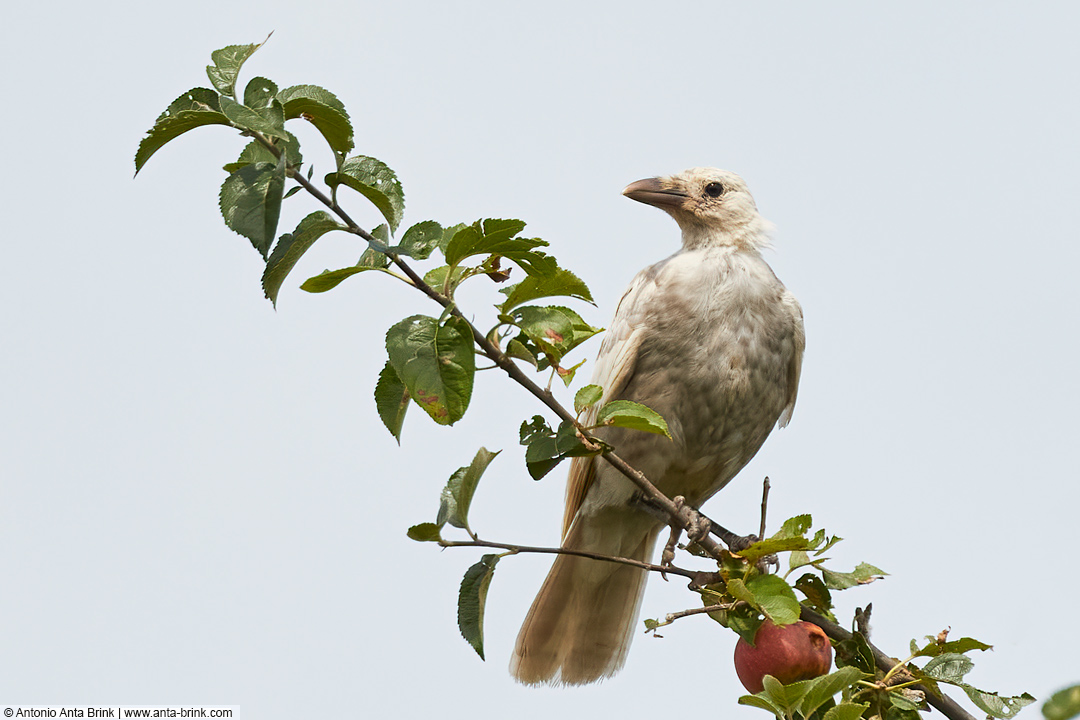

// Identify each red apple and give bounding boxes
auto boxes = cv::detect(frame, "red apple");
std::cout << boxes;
[734,620,833,693]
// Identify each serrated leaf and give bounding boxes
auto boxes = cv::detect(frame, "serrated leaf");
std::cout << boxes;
[522,420,599,480]
[394,220,443,259]
[964,688,1035,719]
[423,264,467,295]
[822,562,887,590]
[243,77,278,109]
[406,522,442,542]
[800,667,867,719]
[458,554,499,660]
[574,384,603,414]
[922,653,973,683]
[206,39,266,97]
[745,574,801,625]
[738,693,785,719]
[375,362,410,442]
[262,211,346,305]
[834,631,875,674]
[737,536,811,563]
[776,514,813,538]
[223,133,302,173]
[300,226,390,294]
[507,305,602,367]
[499,266,595,312]
[822,703,871,720]
[300,266,377,293]
[437,447,500,531]
[762,674,812,712]
[912,636,993,658]
[1043,684,1080,720]
[596,399,670,437]
[444,219,555,278]
[219,157,285,258]
[386,315,475,425]
[505,338,538,367]
[795,574,834,619]
[277,84,354,159]
[134,88,231,174]
[219,95,287,140]
[326,156,404,232]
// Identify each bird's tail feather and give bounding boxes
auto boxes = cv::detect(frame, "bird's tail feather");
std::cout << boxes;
[510,517,659,685]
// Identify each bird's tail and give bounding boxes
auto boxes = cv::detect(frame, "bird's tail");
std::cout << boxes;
[510,514,660,685]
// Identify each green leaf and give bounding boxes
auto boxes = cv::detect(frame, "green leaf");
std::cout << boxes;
[761,674,812,712]
[505,338,538,367]
[374,362,410,442]
[300,225,391,294]
[822,703,871,720]
[262,211,346,305]
[574,384,603,414]
[794,574,834,619]
[595,399,670,437]
[437,448,500,531]
[911,636,993,658]
[738,693,785,720]
[243,77,278,108]
[300,266,374,293]
[800,667,867,719]
[219,157,286,258]
[458,554,500,660]
[921,653,973,683]
[822,562,886,590]
[326,156,405,233]
[738,536,812,563]
[134,88,231,174]
[394,220,443,259]
[499,266,594,312]
[834,631,875,674]
[776,514,813,538]
[507,305,602,367]
[386,315,475,425]
[406,522,442,542]
[206,39,266,97]
[444,219,555,277]
[1043,684,1080,720]
[520,419,600,480]
[745,574,801,625]
[219,95,287,140]
[223,133,302,173]
[277,84,354,160]
[964,688,1035,719]
[438,223,468,253]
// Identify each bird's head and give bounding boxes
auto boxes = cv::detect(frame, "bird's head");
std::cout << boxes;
[622,168,771,251]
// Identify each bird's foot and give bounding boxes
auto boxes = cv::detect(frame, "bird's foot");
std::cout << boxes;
[673,496,712,544]
[660,525,682,581]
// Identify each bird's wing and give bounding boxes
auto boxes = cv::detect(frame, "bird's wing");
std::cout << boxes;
[777,291,806,428]
[561,264,663,537]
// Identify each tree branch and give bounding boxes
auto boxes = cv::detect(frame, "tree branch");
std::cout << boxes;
[800,607,977,720]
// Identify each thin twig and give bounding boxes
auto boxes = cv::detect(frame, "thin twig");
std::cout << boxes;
[439,538,699,580]
[650,602,738,630]
[759,476,770,540]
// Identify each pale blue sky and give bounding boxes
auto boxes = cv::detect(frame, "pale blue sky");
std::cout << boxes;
[2,2,1077,717]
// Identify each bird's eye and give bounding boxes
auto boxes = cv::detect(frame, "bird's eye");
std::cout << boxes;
[704,182,725,198]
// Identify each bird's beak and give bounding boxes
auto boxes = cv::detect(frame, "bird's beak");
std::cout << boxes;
[622,177,688,210]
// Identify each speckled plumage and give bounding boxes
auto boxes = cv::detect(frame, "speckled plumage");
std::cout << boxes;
[511,169,805,686]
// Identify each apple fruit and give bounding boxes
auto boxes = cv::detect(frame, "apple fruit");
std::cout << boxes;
[734,620,833,693]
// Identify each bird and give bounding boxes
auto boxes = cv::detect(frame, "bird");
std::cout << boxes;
[509,168,805,686]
